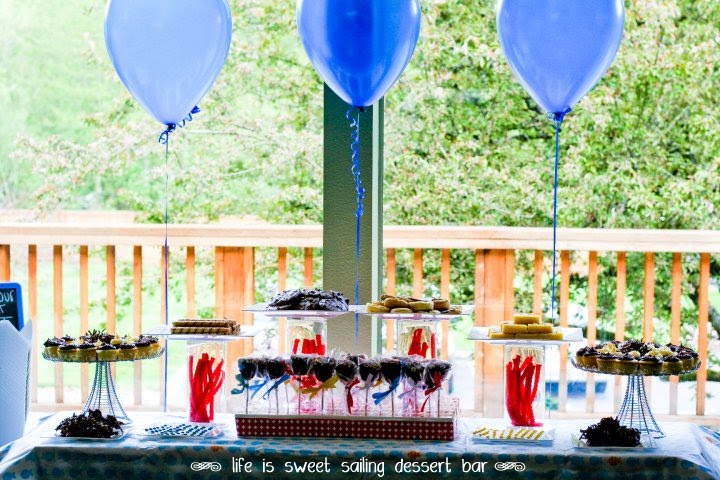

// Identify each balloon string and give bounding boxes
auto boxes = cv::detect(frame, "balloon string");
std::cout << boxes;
[548,108,571,323]
[158,106,201,144]
[162,135,170,412]
[346,107,365,353]
[157,106,200,411]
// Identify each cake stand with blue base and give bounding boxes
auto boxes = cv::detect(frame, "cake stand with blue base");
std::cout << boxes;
[42,349,164,424]
[570,358,700,439]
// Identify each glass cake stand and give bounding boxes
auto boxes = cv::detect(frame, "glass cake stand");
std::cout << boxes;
[42,349,164,424]
[570,358,700,438]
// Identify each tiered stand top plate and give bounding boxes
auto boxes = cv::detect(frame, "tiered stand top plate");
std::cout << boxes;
[143,325,259,342]
[245,304,473,320]
[570,358,700,376]
[467,326,583,345]
[41,347,165,363]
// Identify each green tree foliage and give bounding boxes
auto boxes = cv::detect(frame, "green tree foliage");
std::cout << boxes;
[4,1,720,350]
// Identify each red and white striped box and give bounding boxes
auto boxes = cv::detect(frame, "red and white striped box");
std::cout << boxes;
[235,414,456,440]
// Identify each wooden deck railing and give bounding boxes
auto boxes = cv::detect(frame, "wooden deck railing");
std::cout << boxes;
[0,223,716,418]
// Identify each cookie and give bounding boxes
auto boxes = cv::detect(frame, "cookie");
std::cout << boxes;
[366,303,390,313]
[390,308,413,313]
[408,301,433,312]
[432,298,450,311]
[383,297,410,309]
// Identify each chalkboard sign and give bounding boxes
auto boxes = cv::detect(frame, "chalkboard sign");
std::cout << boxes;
[0,283,23,331]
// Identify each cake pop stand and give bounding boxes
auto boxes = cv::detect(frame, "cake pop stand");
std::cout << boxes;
[570,358,700,438]
[42,348,164,424]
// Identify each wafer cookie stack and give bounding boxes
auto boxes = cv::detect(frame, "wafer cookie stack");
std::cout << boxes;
[171,319,238,335]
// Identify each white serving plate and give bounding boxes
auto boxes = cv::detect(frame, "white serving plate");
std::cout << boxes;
[45,429,126,441]
[472,426,555,444]
[467,327,584,344]
[143,324,260,341]
[358,304,473,320]
[244,303,360,318]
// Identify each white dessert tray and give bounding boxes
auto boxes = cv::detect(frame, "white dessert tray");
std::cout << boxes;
[143,324,261,341]
[244,303,361,318]
[468,327,583,345]
[357,304,473,320]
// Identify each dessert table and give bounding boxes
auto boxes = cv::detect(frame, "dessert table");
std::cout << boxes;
[1,414,719,479]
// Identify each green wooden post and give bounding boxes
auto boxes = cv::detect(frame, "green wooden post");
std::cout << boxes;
[323,85,384,355]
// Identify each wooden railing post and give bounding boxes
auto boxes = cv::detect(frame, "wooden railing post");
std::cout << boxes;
[216,247,255,363]
[133,246,143,405]
[440,249,451,360]
[669,252,682,415]
[80,246,89,400]
[558,251,570,412]
[697,253,710,416]
[53,246,63,404]
[385,249,396,353]
[28,245,37,403]
[475,249,514,417]
[278,247,287,354]
[413,249,423,298]
[614,252,627,411]
[586,251,598,413]
[0,245,10,280]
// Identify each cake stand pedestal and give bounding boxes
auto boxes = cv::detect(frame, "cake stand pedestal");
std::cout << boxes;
[570,358,700,438]
[42,349,165,424]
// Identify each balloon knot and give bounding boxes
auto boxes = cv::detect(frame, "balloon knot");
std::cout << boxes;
[548,107,572,124]
[158,124,176,144]
[358,106,365,113]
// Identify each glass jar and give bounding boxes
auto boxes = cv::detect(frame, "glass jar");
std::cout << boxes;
[396,319,438,359]
[187,341,226,423]
[286,318,327,355]
[503,344,545,427]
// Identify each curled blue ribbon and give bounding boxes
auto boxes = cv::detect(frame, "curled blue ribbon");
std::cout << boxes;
[547,107,571,322]
[158,106,202,144]
[346,107,365,352]
[262,374,291,400]
[231,375,266,396]
[372,376,401,405]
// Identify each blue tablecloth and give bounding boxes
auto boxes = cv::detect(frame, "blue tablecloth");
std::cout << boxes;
[1,413,718,479]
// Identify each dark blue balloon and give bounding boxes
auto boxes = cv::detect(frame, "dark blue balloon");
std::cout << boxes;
[497,0,624,115]
[105,0,232,126]
[297,0,421,108]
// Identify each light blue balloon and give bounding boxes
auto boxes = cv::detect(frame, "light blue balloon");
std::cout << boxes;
[105,0,232,126]
[497,0,624,116]
[297,0,421,108]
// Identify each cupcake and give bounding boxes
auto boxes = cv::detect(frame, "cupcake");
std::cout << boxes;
[689,351,700,369]
[43,338,63,359]
[135,338,152,359]
[77,343,97,362]
[584,348,600,369]
[61,335,75,344]
[616,353,638,375]
[118,343,137,361]
[596,354,619,374]
[146,336,161,355]
[638,354,662,375]
[575,347,588,367]
[96,343,118,362]
[110,338,123,347]
[662,355,682,375]
[676,352,693,372]
[58,343,79,361]
[620,340,644,354]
